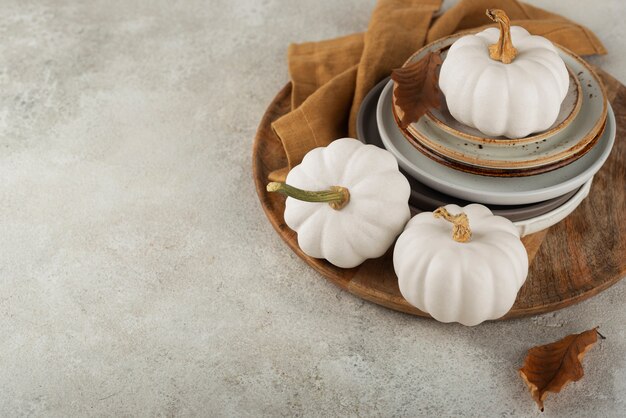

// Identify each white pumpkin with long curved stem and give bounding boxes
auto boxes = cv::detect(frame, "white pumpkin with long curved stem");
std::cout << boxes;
[393,204,528,326]
[439,9,569,138]
[267,138,411,269]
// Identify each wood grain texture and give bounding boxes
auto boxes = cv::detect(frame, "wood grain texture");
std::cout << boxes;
[252,69,625,319]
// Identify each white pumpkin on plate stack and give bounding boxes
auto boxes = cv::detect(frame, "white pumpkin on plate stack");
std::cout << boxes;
[439,9,569,138]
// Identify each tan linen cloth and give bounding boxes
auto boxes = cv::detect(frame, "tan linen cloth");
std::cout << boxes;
[269,0,606,181]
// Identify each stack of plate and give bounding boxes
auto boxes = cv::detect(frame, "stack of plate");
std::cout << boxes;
[356,34,616,236]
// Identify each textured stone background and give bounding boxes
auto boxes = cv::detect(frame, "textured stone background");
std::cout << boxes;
[0,0,624,416]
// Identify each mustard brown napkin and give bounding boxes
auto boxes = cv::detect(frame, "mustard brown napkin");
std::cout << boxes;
[269,0,606,181]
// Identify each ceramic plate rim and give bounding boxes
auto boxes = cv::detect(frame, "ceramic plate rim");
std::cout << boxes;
[397,115,606,175]
[512,177,593,237]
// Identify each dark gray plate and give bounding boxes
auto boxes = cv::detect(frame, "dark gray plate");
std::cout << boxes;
[356,77,580,222]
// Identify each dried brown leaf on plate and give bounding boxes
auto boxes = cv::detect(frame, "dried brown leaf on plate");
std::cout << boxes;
[519,327,602,411]
[391,51,442,129]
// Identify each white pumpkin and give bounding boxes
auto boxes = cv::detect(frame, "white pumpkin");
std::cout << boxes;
[268,138,411,268]
[439,9,569,138]
[393,204,528,326]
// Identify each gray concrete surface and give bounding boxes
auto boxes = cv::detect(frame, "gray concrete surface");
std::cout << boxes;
[0,0,624,416]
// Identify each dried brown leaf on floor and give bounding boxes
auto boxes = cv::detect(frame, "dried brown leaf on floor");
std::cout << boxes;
[519,327,602,411]
[391,51,442,129]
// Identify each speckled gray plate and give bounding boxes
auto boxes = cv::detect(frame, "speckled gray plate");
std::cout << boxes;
[378,77,615,205]
[356,78,580,221]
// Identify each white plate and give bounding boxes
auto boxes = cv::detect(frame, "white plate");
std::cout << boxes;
[417,177,593,237]
[410,177,593,237]
[377,80,616,205]
[513,177,593,237]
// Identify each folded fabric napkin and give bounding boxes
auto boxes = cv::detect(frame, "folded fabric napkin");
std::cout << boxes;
[269,0,606,181]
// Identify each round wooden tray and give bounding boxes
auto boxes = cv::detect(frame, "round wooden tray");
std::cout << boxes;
[252,69,626,319]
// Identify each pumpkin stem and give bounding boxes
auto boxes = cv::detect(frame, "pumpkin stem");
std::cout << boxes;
[266,182,350,210]
[486,9,517,64]
[433,207,472,243]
